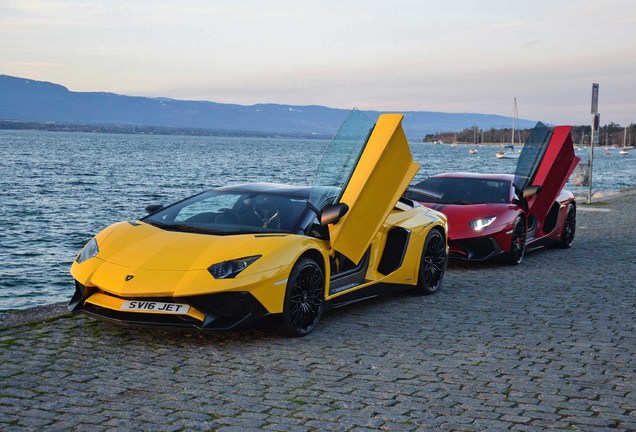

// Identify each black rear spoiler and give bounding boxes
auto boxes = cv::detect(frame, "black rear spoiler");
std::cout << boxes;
[404,186,444,201]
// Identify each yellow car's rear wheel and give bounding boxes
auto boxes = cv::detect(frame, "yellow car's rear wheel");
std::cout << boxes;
[414,229,447,295]
[282,257,324,337]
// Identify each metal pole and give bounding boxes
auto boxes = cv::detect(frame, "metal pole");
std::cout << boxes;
[588,120,593,203]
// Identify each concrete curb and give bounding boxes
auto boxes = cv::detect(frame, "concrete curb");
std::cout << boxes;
[0,302,70,329]
[576,187,636,204]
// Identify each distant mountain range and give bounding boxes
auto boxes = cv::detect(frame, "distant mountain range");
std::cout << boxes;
[0,74,536,139]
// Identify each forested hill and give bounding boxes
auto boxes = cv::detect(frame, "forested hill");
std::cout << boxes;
[425,123,636,145]
[0,74,536,139]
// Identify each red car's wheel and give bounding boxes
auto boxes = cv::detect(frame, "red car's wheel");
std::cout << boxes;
[414,229,447,295]
[558,204,576,248]
[505,216,526,265]
[281,258,324,337]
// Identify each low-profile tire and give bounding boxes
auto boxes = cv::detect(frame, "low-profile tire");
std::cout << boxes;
[558,204,576,249]
[414,229,447,295]
[505,216,526,265]
[281,257,324,337]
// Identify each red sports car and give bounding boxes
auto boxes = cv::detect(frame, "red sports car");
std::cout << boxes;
[406,123,579,265]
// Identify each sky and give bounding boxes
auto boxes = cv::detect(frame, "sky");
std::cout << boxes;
[1,0,635,125]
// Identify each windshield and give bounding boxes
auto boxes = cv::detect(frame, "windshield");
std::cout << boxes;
[513,122,553,192]
[409,177,511,204]
[309,109,374,209]
[143,190,311,235]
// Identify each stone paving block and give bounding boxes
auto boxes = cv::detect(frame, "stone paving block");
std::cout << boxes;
[261,417,309,431]
[380,421,420,431]
[15,415,54,428]
[470,418,516,430]
[500,414,532,423]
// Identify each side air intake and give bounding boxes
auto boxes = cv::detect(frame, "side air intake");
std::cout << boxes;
[378,227,410,275]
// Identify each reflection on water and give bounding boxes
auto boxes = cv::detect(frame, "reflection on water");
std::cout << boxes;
[0,130,633,311]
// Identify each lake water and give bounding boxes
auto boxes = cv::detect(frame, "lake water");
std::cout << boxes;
[1,130,634,312]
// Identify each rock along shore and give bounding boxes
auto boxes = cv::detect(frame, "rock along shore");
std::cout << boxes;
[1,192,635,431]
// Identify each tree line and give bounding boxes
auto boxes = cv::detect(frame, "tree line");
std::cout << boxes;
[424,123,636,146]
[0,120,331,140]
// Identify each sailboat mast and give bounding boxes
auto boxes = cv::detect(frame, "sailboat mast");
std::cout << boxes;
[623,126,627,148]
[511,97,517,146]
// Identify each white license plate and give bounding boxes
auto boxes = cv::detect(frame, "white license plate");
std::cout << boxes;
[120,300,190,314]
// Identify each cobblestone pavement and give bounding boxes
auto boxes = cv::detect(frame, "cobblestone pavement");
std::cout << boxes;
[1,194,635,431]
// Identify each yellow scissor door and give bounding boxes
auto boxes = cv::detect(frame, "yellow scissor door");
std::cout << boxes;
[311,110,419,264]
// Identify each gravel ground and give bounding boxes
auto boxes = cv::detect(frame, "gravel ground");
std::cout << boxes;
[1,193,635,431]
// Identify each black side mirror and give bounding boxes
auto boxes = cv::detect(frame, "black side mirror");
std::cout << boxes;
[523,185,542,199]
[320,203,349,226]
[145,204,164,214]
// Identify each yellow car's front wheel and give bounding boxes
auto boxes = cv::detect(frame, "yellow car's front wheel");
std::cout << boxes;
[282,257,325,337]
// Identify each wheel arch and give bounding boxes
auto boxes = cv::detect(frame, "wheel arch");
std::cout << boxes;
[297,248,327,282]
[429,223,447,240]
[282,250,327,337]
[505,212,527,265]
[413,223,447,275]
[503,211,527,254]
[517,211,527,226]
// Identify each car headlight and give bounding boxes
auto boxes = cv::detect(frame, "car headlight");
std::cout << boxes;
[208,256,261,279]
[76,238,99,263]
[469,216,496,231]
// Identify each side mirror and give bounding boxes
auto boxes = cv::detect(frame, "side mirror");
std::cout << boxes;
[145,204,164,214]
[320,203,349,226]
[523,185,542,199]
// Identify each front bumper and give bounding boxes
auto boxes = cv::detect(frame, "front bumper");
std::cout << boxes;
[69,281,270,331]
[448,236,505,261]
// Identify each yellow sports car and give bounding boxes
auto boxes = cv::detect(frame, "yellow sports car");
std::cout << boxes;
[69,110,448,336]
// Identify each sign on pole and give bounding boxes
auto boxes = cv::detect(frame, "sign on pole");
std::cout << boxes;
[591,83,599,114]
[593,113,600,144]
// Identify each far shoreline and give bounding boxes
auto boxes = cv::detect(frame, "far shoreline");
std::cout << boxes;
[0,121,332,140]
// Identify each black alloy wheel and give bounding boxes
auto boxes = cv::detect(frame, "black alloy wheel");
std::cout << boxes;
[506,216,526,265]
[558,204,576,248]
[414,229,447,295]
[282,258,324,337]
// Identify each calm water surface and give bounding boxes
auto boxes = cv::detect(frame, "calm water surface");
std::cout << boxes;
[1,130,634,311]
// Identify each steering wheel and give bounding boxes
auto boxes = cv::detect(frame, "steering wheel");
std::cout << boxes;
[238,197,282,229]
[253,206,281,229]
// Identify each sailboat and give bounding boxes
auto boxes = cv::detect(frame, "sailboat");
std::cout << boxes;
[496,97,521,159]
[469,126,479,154]
[619,126,629,155]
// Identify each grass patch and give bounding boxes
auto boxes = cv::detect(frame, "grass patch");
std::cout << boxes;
[581,200,609,207]
[0,338,19,348]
